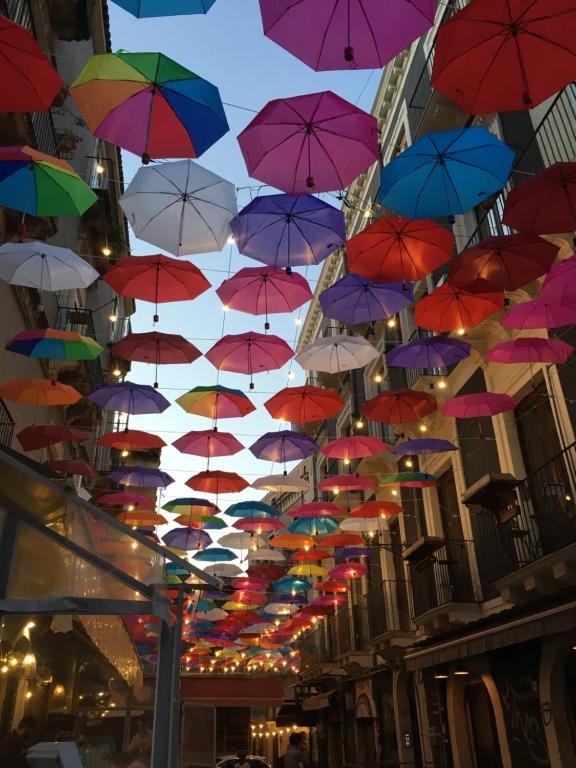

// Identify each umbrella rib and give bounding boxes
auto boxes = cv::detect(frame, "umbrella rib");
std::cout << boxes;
[314,0,342,70]
[311,131,346,189]
[290,216,322,264]
[0,48,47,102]
[184,198,223,249]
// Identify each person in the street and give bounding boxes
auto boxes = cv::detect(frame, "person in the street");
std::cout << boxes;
[0,715,38,768]
[283,732,310,768]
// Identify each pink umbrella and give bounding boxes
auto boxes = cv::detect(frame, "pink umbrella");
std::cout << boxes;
[540,254,576,306]
[501,298,576,329]
[485,338,574,365]
[216,266,312,329]
[233,518,285,533]
[238,91,378,194]
[328,563,368,580]
[286,502,343,518]
[321,435,390,460]
[442,392,516,419]
[205,331,293,388]
[172,429,243,458]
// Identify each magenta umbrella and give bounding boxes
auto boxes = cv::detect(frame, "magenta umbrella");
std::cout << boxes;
[501,298,576,330]
[216,266,312,329]
[442,393,516,419]
[238,91,378,194]
[205,331,293,388]
[485,338,574,365]
[172,429,244,458]
[540,254,576,307]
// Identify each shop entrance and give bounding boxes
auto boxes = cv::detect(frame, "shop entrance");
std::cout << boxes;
[464,681,503,768]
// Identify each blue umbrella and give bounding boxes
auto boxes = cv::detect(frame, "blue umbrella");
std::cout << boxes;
[288,517,339,536]
[387,336,471,368]
[319,274,413,325]
[88,382,170,415]
[334,547,369,559]
[111,0,217,17]
[273,576,312,593]
[250,430,319,463]
[380,127,514,219]
[225,501,280,518]
[193,547,237,562]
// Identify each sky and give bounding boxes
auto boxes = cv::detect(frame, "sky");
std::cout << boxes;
[108,0,379,538]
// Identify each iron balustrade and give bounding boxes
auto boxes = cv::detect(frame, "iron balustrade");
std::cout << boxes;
[409,540,478,618]
[0,399,15,449]
[56,306,106,387]
[359,580,413,642]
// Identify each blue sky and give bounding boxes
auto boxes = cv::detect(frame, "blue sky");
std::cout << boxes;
[108,0,379,525]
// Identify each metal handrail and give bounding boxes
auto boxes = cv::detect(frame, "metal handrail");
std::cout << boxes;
[0,399,15,450]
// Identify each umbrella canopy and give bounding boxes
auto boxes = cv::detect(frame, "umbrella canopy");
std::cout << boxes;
[288,517,339,536]
[248,564,286,581]
[96,429,166,450]
[314,580,349,593]
[111,1,217,16]
[501,298,576,329]
[329,563,368,580]
[273,576,311,593]
[225,501,280,518]
[270,534,316,550]
[95,491,155,509]
[71,51,228,161]
[45,459,98,478]
[246,548,286,563]
[380,127,514,219]
[340,517,384,533]
[292,548,332,560]
[186,470,249,494]
[250,430,318,463]
[0,146,97,216]
[316,475,375,492]
[287,564,327,579]
[162,528,212,551]
[172,429,243,457]
[176,385,255,419]
[231,193,345,269]
[0,378,81,406]
[162,498,220,516]
[216,267,312,328]
[485,337,574,365]
[502,162,576,235]
[295,335,379,373]
[108,466,174,488]
[118,511,167,527]
[319,532,365,547]
[363,389,437,424]
[219,534,267,551]
[319,274,413,325]
[206,332,293,384]
[432,0,576,114]
[347,215,454,284]
[252,474,310,492]
[0,16,63,112]
[0,242,99,291]
[541,254,576,306]
[442,393,517,419]
[6,329,101,361]
[238,91,378,194]
[260,0,436,71]
[181,516,227,530]
[321,436,390,460]
[231,576,269,590]
[233,518,284,534]
[112,331,201,365]
[391,438,457,456]
[120,159,237,256]
[88,382,170,414]
[264,385,344,423]
[350,501,402,518]
[449,234,558,293]
[194,548,237,562]
[415,284,504,333]
[287,502,342,518]
[387,335,471,369]
[380,471,439,488]
[17,425,88,452]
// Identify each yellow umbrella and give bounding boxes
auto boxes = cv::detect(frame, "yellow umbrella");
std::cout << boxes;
[287,564,327,578]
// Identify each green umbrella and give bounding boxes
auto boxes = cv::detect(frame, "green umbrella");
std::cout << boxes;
[380,471,439,488]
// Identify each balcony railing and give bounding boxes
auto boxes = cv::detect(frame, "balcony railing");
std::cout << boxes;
[56,306,106,387]
[0,399,15,450]
[358,580,412,641]
[409,540,478,618]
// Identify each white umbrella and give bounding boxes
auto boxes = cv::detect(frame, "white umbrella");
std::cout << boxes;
[202,563,243,578]
[246,547,286,562]
[195,608,229,621]
[295,334,379,373]
[0,241,99,290]
[219,532,268,550]
[239,622,276,634]
[252,474,309,492]
[340,518,383,533]
[264,602,298,616]
[120,160,237,256]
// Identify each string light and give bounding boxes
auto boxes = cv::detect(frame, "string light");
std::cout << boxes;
[109,313,118,323]
[387,317,397,328]
[295,317,302,325]
[121,449,129,458]
[438,380,447,390]
[102,246,112,257]
[227,235,235,245]
[374,373,382,383]
[457,328,466,336]
[96,163,105,174]
[112,367,122,377]
[355,419,364,429]
[419,424,428,433]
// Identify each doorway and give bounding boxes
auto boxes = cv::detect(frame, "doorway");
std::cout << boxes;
[464,681,503,768]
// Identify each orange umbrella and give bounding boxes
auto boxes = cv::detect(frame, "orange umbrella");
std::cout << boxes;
[291,548,331,561]
[269,533,315,549]
[0,378,81,405]
[117,511,168,527]
[415,283,503,333]
[97,429,166,449]
[186,470,249,494]
[363,389,437,424]
[319,532,365,547]
[314,580,349,593]
[350,501,402,518]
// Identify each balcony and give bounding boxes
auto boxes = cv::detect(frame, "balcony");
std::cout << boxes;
[0,399,15,449]
[55,306,106,390]
[357,580,415,657]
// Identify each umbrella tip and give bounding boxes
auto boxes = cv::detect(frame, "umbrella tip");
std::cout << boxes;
[153,314,159,324]
[344,46,354,62]
[154,382,159,389]
[265,321,270,331]
[142,153,151,165]
[285,266,292,275]
[306,176,314,189]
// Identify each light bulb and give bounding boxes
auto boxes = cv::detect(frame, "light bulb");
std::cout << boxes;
[227,235,235,245]
[419,424,428,433]
[222,304,229,312]
[127,504,135,512]
[355,419,364,429]
[0,666,7,674]
[387,317,397,328]
[457,328,466,336]
[23,654,35,666]
[25,622,36,630]
[333,488,339,496]
[363,208,372,218]
[109,313,118,323]
[343,458,350,465]
[112,367,122,377]
[287,371,295,380]
[405,459,413,468]
[392,489,398,496]
[121,449,129,458]
[295,317,302,326]
[25,691,32,700]
[438,380,447,390]
[96,163,105,174]
[102,246,112,257]
[374,374,382,383]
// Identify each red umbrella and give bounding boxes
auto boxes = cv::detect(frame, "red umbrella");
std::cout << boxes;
[319,532,365,547]
[172,429,243,458]
[264,385,344,422]
[216,266,312,329]
[314,580,349,593]
[103,253,211,322]
[230,576,269,590]
[329,563,368,580]
[316,475,375,492]
[442,393,516,419]
[291,548,332,561]
[230,590,268,607]
[206,332,293,388]
[248,564,286,581]
[17,425,88,452]
[286,502,343,518]
[321,435,390,460]
[95,491,155,509]
[350,501,402,518]
[45,459,99,477]
[415,284,504,333]
[449,234,558,293]
[432,0,576,114]
[97,429,165,450]
[233,518,284,533]
[502,162,576,236]
[363,389,437,424]
[346,215,454,283]
[112,331,201,388]
[186,470,249,494]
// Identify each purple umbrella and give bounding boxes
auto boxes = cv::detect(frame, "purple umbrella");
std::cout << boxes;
[249,430,319,463]
[387,336,471,368]
[334,547,368,559]
[108,466,174,488]
[502,298,576,329]
[88,382,170,414]
[267,594,307,605]
[162,527,212,551]
[231,193,345,271]
[260,0,436,71]
[319,273,413,327]
[391,438,458,455]
[238,91,379,195]
[485,337,574,365]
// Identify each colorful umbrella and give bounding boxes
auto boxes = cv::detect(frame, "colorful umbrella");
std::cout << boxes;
[0,241,99,291]
[449,234,558,293]
[111,1,217,16]
[292,548,332,560]
[172,429,243,457]
[252,474,310,492]
[316,475,375,492]
[502,162,576,235]
[288,502,342,518]
[17,425,88,452]
[273,576,311,593]
[233,518,284,534]
[186,470,249,494]
[319,532,365,547]
[0,378,81,406]
[501,298,576,329]
[246,547,286,562]
[250,431,318,463]
[321,436,390,461]
[319,274,413,326]
[96,429,166,450]
[181,516,227,530]
[380,471,439,488]
[162,528,212,551]
[231,576,269,590]
[0,146,97,216]
[45,459,99,478]
[225,501,280,518]
[88,382,170,414]
[391,438,457,456]
[340,517,384,533]
[350,501,402,518]
[288,517,339,536]
[6,329,102,360]
[329,563,368,580]
[71,52,227,162]
[432,0,576,114]
[95,491,155,509]
[118,511,167,527]
[193,547,237,562]
[363,389,437,424]
[176,384,255,419]
[248,564,286,581]
[120,160,237,256]
[264,385,344,423]
[311,594,347,607]
[346,215,454,284]
[108,466,174,488]
[380,127,514,219]
[387,335,471,369]
[541,254,576,305]
[216,266,312,328]
[206,332,293,387]
[162,498,220,516]
[270,534,316,550]
[415,284,504,333]
[238,91,378,194]
[442,392,516,419]
[314,580,349,594]
[260,0,436,71]
[295,335,379,373]
[112,332,201,387]
[231,193,345,270]
[485,337,574,365]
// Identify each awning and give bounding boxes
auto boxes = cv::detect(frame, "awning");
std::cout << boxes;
[276,702,318,727]
[181,677,285,706]
[301,690,337,711]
